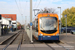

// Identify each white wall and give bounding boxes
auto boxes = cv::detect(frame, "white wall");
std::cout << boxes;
[1,17,17,28]
[1,17,10,28]
[2,17,9,25]
[12,20,17,28]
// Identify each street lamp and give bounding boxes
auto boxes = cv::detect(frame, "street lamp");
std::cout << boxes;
[57,7,61,34]
[64,14,67,37]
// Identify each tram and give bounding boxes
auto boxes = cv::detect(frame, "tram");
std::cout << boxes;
[32,13,59,40]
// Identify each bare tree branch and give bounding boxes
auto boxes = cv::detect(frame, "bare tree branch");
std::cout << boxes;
[39,8,57,14]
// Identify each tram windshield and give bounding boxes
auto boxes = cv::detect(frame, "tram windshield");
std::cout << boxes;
[40,17,58,30]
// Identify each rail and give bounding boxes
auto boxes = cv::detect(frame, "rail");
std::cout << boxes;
[3,32,20,50]
[17,31,23,50]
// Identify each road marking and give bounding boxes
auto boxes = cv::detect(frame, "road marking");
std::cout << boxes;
[59,40,65,44]
[48,43,74,49]
[66,42,75,43]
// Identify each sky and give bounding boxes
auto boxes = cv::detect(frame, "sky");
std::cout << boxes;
[0,0,75,25]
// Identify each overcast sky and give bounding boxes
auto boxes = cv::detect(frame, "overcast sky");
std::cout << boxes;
[0,0,75,24]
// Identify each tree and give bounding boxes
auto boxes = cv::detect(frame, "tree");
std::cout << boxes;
[61,7,75,27]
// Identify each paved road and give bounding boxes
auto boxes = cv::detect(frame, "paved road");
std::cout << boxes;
[0,44,74,50]
[59,33,75,43]
[22,31,30,44]
[0,31,75,50]
[60,33,75,49]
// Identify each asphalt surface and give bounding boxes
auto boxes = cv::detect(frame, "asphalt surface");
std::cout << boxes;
[0,44,74,50]
[22,31,30,44]
[59,33,75,49]
[12,33,22,44]
[0,30,75,50]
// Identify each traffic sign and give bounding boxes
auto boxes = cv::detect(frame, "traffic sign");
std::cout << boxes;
[64,14,67,17]
[30,22,33,26]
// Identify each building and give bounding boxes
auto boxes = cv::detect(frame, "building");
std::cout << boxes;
[1,17,10,28]
[1,14,17,29]
[0,14,17,36]
[17,21,21,26]
[1,14,16,20]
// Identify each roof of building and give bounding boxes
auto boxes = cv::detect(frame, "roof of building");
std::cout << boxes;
[0,14,17,20]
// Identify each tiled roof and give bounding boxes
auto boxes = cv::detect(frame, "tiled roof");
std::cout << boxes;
[1,14,16,20]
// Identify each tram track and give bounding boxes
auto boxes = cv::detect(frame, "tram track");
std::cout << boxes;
[1,30,74,50]
[37,40,71,50]
[0,33,18,45]
[17,31,23,50]
[12,32,22,44]
[2,32,20,50]
[46,41,70,50]
[2,30,23,50]
[45,43,55,50]
[52,41,71,50]
[45,43,70,50]
[55,43,70,50]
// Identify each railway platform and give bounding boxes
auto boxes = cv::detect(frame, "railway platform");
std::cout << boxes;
[0,30,21,44]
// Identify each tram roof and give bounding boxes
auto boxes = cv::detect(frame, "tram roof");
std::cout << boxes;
[37,13,58,18]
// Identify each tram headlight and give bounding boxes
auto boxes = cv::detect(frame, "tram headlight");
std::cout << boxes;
[40,34,43,36]
[56,33,59,36]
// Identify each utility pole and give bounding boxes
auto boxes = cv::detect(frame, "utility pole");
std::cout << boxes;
[57,7,61,34]
[25,16,27,31]
[30,0,33,43]
[66,17,67,37]
[65,14,67,37]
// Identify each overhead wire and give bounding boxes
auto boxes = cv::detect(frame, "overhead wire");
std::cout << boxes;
[19,0,24,24]
[33,0,41,20]
[36,0,41,8]
[34,0,38,8]
[15,0,22,15]
[33,0,38,20]
[15,0,24,24]
[19,0,22,14]
[15,0,41,23]
[24,1,28,25]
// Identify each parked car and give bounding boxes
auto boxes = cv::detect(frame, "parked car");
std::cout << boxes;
[61,27,66,33]
[61,27,75,33]
[70,30,75,34]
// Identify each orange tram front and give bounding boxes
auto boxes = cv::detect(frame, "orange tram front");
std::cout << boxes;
[32,13,59,40]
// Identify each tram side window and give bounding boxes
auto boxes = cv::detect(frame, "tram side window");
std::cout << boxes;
[35,20,38,32]
[35,21,36,27]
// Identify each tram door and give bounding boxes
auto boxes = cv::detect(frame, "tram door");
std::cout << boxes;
[35,19,38,38]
